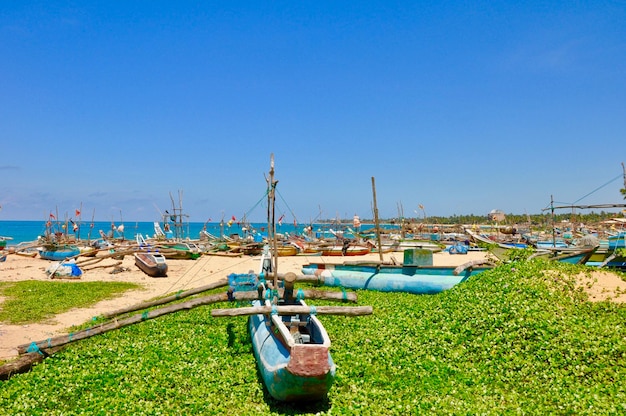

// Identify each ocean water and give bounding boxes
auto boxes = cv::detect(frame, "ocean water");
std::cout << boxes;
[0,220,385,246]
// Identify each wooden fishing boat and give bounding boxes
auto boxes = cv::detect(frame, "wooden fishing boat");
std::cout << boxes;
[213,262,373,402]
[158,242,202,259]
[529,246,598,264]
[241,242,264,255]
[134,252,168,277]
[210,155,372,402]
[320,243,370,256]
[301,260,491,294]
[38,244,80,261]
[276,244,298,256]
[248,295,336,401]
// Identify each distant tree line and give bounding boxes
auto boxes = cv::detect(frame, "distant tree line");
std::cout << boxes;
[320,211,624,228]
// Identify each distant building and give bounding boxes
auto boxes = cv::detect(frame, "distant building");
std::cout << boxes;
[488,209,506,222]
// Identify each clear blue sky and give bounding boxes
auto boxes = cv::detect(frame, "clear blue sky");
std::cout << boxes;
[1,1,625,223]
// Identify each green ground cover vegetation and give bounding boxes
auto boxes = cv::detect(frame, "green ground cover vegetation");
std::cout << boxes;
[0,261,625,415]
[0,280,140,324]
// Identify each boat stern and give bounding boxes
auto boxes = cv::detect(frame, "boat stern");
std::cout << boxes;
[287,344,332,377]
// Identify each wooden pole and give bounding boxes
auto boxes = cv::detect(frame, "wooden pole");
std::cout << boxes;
[269,154,278,285]
[16,288,356,355]
[371,177,384,262]
[551,195,556,247]
[212,305,372,318]
[101,278,229,319]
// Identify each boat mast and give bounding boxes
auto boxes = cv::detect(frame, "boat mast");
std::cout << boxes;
[266,154,279,286]
[371,177,384,263]
[550,195,556,247]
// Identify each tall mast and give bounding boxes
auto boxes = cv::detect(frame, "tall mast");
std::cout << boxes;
[371,177,383,263]
[267,154,279,286]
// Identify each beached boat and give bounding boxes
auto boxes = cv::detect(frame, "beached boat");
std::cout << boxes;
[528,246,599,264]
[158,242,202,259]
[134,252,168,277]
[38,244,81,261]
[586,232,626,269]
[248,294,336,401]
[276,244,299,256]
[301,255,491,294]
[212,267,367,402]
[320,243,370,256]
[210,155,371,402]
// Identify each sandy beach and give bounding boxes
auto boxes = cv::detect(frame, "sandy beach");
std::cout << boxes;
[1,249,624,361]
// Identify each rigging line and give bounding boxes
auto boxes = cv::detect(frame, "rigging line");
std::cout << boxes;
[241,189,270,220]
[572,173,623,204]
[542,174,624,210]
[276,188,298,223]
[163,254,212,294]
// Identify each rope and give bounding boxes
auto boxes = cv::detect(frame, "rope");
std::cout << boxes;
[241,189,270,221]
[27,342,42,355]
[276,188,299,225]
[573,174,623,204]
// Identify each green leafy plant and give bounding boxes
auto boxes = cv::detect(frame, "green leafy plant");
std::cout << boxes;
[1,262,625,415]
[0,280,140,324]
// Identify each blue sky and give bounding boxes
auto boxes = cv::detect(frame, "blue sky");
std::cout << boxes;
[1,1,625,223]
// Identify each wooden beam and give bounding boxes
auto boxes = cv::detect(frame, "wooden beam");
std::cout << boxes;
[212,305,372,318]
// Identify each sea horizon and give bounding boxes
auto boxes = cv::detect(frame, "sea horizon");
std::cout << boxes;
[0,220,401,245]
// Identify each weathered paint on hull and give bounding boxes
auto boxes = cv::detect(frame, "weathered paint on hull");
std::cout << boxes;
[248,300,336,401]
[301,264,490,294]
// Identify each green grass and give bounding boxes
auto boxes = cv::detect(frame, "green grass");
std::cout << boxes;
[0,280,141,324]
[1,261,625,415]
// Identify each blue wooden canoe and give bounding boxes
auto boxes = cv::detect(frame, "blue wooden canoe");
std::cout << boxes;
[38,245,80,261]
[248,297,336,402]
[301,262,491,294]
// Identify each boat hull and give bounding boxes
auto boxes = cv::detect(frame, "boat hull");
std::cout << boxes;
[159,243,202,259]
[38,246,80,261]
[248,299,336,401]
[302,263,490,294]
[320,245,370,256]
[134,252,168,277]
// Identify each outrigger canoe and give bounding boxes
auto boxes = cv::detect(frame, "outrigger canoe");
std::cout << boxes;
[301,261,491,294]
[248,295,336,401]
[38,244,80,261]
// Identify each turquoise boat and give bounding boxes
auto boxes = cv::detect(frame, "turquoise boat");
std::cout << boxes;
[300,248,490,295]
[248,297,336,401]
[608,232,626,250]
[301,262,490,294]
[38,244,80,261]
